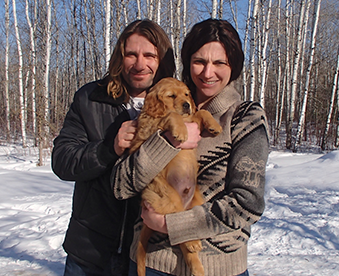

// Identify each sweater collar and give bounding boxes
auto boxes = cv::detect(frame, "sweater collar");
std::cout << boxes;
[197,83,241,115]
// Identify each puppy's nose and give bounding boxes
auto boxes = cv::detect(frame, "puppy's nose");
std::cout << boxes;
[183,102,190,110]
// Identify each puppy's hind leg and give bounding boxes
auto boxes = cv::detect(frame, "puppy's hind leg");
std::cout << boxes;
[180,242,204,276]
[137,224,153,276]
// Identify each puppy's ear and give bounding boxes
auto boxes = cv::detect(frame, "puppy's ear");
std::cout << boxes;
[144,89,167,117]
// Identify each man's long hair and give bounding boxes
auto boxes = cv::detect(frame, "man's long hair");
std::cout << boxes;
[106,19,175,99]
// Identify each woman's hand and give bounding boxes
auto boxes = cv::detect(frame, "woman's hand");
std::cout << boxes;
[114,120,137,156]
[141,201,168,234]
[162,122,201,149]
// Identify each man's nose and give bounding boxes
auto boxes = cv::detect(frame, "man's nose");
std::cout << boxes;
[134,55,146,70]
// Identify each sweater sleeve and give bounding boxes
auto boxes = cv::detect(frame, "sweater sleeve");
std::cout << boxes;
[52,87,119,182]
[166,104,269,245]
[112,130,180,199]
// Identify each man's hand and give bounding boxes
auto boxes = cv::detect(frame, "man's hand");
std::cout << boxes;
[114,120,137,156]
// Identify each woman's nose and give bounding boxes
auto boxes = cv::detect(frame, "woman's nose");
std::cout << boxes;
[202,63,213,78]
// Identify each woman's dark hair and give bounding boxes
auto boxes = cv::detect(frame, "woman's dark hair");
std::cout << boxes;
[107,19,175,99]
[181,18,244,93]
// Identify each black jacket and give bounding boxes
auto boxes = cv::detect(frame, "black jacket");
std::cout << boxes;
[52,79,139,272]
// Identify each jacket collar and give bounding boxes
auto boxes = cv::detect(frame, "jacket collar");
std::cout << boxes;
[88,79,128,106]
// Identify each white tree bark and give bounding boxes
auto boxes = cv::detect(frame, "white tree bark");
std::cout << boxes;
[13,0,27,147]
[323,50,339,148]
[25,0,37,138]
[286,0,307,148]
[249,0,260,101]
[137,0,141,19]
[170,0,174,46]
[258,0,272,108]
[242,0,252,101]
[294,0,322,151]
[104,0,111,70]
[212,0,217,18]
[174,0,182,77]
[156,0,161,24]
[5,0,10,140]
[274,0,283,145]
[284,0,292,148]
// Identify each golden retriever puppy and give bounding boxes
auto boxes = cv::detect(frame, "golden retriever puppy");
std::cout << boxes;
[129,77,222,276]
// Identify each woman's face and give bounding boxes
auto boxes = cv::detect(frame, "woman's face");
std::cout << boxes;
[190,42,231,105]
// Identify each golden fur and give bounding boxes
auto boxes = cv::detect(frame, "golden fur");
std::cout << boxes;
[130,77,222,276]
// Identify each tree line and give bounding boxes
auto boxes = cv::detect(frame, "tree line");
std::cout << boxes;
[0,0,338,164]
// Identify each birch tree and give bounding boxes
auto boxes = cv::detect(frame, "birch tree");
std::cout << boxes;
[212,0,217,18]
[258,0,272,108]
[294,0,322,151]
[242,0,252,101]
[322,45,339,150]
[4,0,11,141]
[274,0,282,144]
[104,0,111,70]
[286,0,308,149]
[25,0,37,139]
[13,0,27,147]
[249,0,260,101]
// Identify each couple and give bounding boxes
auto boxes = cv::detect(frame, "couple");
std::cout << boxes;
[52,18,269,276]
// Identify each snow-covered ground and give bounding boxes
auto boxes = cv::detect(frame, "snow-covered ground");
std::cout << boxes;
[0,144,338,275]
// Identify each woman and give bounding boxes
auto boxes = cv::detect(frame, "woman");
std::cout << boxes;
[112,19,269,276]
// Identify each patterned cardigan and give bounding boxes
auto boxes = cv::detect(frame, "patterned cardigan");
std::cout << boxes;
[112,84,269,276]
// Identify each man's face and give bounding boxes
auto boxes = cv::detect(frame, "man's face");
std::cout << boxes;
[122,34,159,98]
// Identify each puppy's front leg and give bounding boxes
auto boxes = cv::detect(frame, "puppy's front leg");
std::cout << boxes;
[158,112,187,142]
[192,110,222,136]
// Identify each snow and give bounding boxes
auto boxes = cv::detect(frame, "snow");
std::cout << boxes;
[0,144,338,275]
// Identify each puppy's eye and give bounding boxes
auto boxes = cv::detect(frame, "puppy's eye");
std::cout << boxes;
[168,94,176,98]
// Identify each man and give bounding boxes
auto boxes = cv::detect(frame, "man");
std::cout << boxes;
[52,19,175,276]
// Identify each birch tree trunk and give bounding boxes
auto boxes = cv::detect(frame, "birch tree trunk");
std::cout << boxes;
[258,0,272,108]
[284,0,292,148]
[212,0,218,18]
[13,0,27,147]
[155,0,161,25]
[286,0,307,149]
[174,0,182,77]
[322,45,339,149]
[274,0,282,145]
[218,0,224,19]
[294,0,322,151]
[137,0,141,19]
[104,0,111,70]
[170,0,174,46]
[242,0,253,101]
[25,0,37,141]
[249,0,260,101]
[228,0,238,30]
[4,0,11,141]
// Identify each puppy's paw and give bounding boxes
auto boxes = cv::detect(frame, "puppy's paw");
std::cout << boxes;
[184,240,202,253]
[206,121,222,136]
[171,126,188,142]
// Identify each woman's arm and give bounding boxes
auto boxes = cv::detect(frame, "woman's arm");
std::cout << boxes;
[165,105,269,245]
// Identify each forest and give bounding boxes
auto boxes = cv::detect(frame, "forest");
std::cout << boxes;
[0,0,339,165]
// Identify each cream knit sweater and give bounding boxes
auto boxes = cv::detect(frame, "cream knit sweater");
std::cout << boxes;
[112,84,269,276]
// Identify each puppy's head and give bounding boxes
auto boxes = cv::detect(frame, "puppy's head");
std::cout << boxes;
[144,77,196,118]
